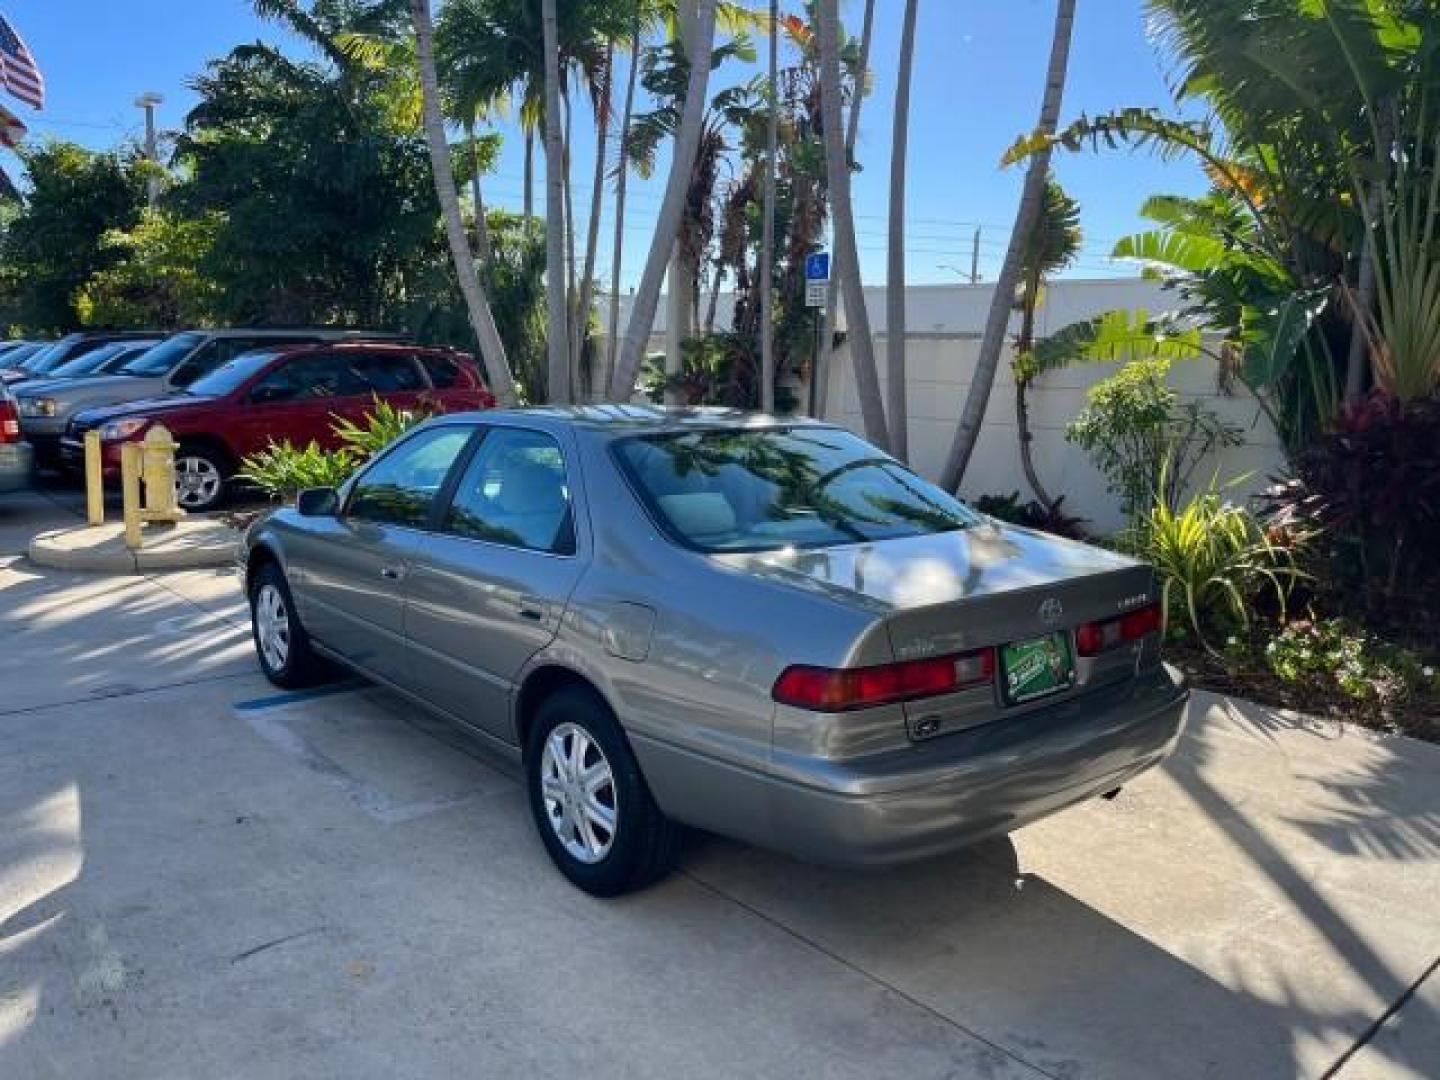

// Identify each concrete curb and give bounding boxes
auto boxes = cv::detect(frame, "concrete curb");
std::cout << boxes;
[28,520,240,574]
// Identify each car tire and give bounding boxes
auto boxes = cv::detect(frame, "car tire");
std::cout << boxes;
[525,685,681,897]
[249,562,324,689]
[174,444,229,512]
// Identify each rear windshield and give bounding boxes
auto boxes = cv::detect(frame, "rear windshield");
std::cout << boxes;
[117,332,204,377]
[614,427,981,553]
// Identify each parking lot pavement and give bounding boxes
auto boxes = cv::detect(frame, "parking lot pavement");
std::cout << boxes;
[0,563,1437,1079]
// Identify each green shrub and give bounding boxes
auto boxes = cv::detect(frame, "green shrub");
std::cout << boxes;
[239,397,433,503]
[1065,357,1241,529]
[237,439,358,501]
[1128,476,1304,653]
[1265,618,1439,708]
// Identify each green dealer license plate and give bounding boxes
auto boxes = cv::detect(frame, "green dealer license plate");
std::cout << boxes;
[1001,632,1075,705]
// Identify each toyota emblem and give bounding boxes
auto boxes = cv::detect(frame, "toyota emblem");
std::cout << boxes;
[1038,597,1064,625]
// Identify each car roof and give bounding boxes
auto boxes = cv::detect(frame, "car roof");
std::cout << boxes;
[425,404,831,436]
[195,328,407,340]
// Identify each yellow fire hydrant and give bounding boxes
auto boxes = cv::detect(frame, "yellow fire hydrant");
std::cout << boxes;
[110,424,186,551]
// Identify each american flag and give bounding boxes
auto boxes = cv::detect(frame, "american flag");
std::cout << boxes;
[0,16,43,111]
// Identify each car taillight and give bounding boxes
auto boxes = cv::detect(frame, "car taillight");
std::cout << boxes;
[1075,603,1163,656]
[773,648,995,712]
[0,399,18,443]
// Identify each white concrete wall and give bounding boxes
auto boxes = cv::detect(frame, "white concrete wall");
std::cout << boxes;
[821,286,1285,535]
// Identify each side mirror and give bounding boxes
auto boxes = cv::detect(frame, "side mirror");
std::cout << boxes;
[296,487,339,517]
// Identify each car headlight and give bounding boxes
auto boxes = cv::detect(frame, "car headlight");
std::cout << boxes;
[99,418,149,442]
[19,397,55,418]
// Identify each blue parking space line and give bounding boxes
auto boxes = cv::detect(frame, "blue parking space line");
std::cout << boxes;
[232,679,365,712]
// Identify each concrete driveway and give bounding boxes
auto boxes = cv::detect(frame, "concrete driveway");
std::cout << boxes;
[0,544,1436,1078]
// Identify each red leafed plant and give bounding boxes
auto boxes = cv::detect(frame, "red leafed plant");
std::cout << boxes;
[1266,394,1440,601]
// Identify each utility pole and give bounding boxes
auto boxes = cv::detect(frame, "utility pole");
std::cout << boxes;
[969,226,981,283]
[135,92,163,207]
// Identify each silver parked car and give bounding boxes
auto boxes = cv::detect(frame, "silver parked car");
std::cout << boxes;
[242,408,1188,895]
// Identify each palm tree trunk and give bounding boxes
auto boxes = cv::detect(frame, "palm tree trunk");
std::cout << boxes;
[818,0,888,449]
[576,46,614,401]
[604,24,642,403]
[465,121,494,269]
[759,0,779,413]
[939,0,1075,492]
[664,1,702,406]
[541,0,571,404]
[886,0,918,461]
[610,0,719,400]
[523,128,534,223]
[563,90,581,398]
[409,0,517,406]
[1014,275,1054,508]
[815,0,874,420]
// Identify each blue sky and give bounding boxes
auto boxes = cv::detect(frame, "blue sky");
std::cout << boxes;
[4,0,1208,288]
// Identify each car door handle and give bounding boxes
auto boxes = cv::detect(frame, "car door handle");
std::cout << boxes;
[380,565,405,581]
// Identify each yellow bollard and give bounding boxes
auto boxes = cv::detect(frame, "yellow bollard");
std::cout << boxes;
[83,430,104,526]
[120,443,143,551]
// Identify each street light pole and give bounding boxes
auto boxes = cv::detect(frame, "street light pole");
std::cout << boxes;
[134,91,163,207]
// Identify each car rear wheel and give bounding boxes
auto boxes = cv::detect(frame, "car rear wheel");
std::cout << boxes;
[525,685,680,896]
[249,563,324,689]
[174,447,228,512]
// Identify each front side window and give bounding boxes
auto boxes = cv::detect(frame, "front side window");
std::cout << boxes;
[614,427,981,553]
[248,354,358,403]
[443,427,575,554]
[346,425,474,528]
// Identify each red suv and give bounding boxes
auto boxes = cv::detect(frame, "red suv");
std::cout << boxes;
[62,342,495,510]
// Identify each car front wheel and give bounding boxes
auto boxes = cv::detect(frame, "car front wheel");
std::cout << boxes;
[525,686,680,896]
[174,447,228,511]
[249,562,323,689]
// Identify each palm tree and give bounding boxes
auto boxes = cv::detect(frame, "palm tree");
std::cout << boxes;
[886,0,919,461]
[541,0,570,403]
[759,0,778,413]
[1012,177,1081,509]
[939,0,1075,493]
[603,9,644,401]
[572,44,614,398]
[410,0,518,405]
[816,0,887,449]
[610,0,720,400]
[815,0,873,420]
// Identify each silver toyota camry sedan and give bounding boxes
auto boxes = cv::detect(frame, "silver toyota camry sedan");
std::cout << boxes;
[242,406,1188,895]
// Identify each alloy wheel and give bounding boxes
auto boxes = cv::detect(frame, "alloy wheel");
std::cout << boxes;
[175,455,223,509]
[254,582,290,673]
[540,722,618,864]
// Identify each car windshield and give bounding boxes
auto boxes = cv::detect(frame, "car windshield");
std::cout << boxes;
[116,332,204,377]
[49,341,156,378]
[21,338,80,374]
[184,349,282,397]
[614,427,982,553]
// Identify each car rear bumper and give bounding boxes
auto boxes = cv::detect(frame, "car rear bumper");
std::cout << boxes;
[0,441,34,492]
[633,663,1188,867]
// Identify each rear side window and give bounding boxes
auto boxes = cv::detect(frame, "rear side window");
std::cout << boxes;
[345,352,426,393]
[442,427,575,554]
[419,353,466,389]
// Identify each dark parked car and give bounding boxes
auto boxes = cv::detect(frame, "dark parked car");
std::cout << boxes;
[240,408,1188,896]
[64,342,495,510]
[1,331,159,386]
[0,380,32,492]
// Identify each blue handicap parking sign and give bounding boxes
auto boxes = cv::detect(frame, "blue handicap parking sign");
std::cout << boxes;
[805,252,831,281]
